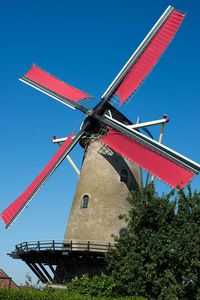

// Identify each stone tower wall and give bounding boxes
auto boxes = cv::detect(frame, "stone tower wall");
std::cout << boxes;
[64,140,142,244]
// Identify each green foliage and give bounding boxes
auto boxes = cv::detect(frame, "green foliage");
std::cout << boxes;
[106,184,200,299]
[0,288,146,300]
[67,273,116,297]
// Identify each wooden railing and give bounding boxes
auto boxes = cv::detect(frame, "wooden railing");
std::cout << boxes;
[14,240,114,253]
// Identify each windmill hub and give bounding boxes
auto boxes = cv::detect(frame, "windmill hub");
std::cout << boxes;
[86,109,94,116]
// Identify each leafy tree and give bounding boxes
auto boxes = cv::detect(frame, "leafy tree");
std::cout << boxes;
[106,184,200,299]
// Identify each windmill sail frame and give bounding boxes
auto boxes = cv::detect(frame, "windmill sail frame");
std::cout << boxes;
[1,6,199,230]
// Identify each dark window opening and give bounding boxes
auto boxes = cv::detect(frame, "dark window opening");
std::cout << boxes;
[82,195,89,208]
[120,169,128,183]
[119,228,128,237]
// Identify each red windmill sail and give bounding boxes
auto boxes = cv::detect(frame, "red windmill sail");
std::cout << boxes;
[115,9,185,104]
[99,129,196,189]
[20,65,92,110]
[102,8,185,105]
[1,133,73,229]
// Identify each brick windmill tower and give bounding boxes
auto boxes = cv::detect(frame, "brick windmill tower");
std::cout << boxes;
[2,6,200,283]
[64,138,142,243]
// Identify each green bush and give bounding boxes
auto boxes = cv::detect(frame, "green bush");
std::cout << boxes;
[0,288,146,300]
[67,273,116,297]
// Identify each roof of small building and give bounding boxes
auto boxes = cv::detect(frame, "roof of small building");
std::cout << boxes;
[0,268,19,289]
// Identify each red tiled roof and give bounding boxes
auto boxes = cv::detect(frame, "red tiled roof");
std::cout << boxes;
[0,269,19,289]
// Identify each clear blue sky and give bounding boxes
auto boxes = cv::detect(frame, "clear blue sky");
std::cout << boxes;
[0,0,199,285]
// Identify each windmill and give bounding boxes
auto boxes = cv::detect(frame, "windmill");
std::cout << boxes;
[2,6,200,284]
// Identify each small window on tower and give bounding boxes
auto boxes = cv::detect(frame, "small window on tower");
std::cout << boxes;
[119,228,128,237]
[120,169,128,183]
[82,195,89,209]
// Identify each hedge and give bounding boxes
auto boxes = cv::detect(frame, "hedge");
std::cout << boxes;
[0,288,146,300]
